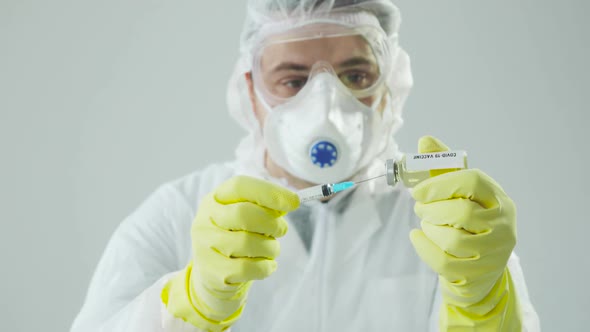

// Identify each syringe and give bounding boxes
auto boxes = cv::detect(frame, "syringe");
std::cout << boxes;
[297,150,468,202]
[297,174,386,203]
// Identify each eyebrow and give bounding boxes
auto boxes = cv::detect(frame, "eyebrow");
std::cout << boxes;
[337,56,374,68]
[271,62,310,73]
[270,56,374,73]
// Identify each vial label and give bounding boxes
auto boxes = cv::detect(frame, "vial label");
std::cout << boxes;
[405,150,466,172]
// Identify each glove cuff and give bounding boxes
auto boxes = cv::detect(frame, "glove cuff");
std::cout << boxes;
[161,263,248,332]
[190,265,252,322]
[439,268,523,331]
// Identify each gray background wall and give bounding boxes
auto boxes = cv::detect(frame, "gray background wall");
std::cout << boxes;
[1,1,588,331]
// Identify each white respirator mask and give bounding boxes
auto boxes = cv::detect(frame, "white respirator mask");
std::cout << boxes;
[257,63,393,184]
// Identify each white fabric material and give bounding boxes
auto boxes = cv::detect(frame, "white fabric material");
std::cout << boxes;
[71,162,540,331]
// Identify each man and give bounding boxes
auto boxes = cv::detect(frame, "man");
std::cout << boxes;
[72,1,540,331]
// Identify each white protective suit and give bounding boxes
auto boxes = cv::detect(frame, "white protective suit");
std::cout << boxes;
[71,161,540,331]
[72,1,541,330]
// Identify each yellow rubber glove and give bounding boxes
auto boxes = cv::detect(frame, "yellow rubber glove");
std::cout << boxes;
[162,176,300,331]
[410,136,522,331]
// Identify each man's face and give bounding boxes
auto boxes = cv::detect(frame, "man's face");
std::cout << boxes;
[244,28,389,189]
[247,31,387,126]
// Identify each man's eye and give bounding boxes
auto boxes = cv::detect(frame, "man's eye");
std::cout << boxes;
[340,71,373,89]
[346,73,365,83]
[284,78,307,89]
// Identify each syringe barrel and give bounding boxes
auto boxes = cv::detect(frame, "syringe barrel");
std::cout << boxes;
[297,184,333,203]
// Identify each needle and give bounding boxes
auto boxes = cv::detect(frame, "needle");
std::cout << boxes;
[355,174,386,185]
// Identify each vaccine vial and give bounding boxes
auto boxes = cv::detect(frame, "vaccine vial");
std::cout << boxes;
[385,150,468,188]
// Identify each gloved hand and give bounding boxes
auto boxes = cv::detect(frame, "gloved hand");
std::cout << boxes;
[410,136,522,331]
[162,176,300,331]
